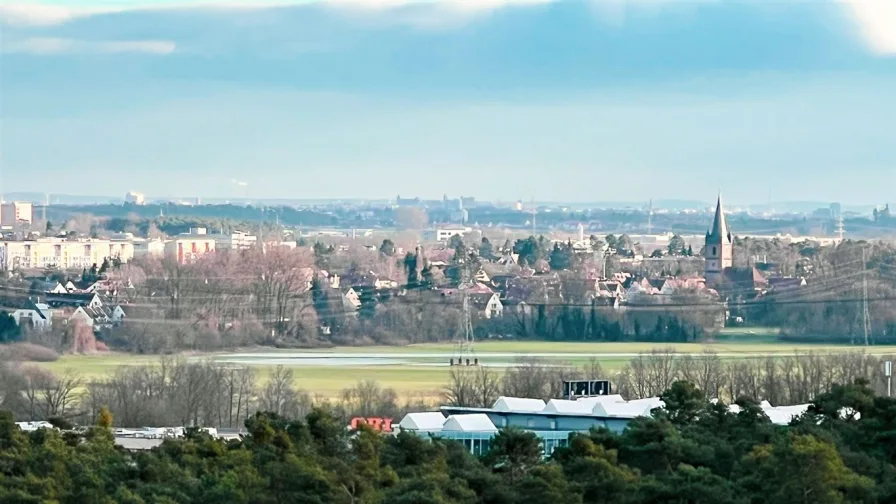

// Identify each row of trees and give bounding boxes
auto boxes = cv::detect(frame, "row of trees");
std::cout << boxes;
[9,348,893,429]
[743,240,896,343]
[3,378,896,503]
[443,350,896,408]
[0,356,427,428]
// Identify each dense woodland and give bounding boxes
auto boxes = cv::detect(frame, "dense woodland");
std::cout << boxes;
[3,379,896,503]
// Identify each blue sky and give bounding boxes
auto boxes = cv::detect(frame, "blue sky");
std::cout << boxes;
[1,0,894,204]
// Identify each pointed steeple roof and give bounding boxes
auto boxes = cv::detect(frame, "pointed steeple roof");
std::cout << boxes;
[707,193,732,244]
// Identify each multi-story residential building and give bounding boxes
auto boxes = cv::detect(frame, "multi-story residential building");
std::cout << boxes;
[165,228,216,264]
[425,225,474,242]
[213,231,257,251]
[0,201,34,226]
[133,238,166,257]
[0,238,135,271]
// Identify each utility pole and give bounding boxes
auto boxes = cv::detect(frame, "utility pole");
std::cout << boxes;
[531,195,536,236]
[646,199,653,235]
[531,209,536,236]
[862,247,871,346]
[451,292,476,366]
[884,361,892,398]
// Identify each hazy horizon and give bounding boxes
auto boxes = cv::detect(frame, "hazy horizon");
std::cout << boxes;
[1,0,894,203]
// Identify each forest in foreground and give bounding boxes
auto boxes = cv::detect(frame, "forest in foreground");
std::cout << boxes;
[2,379,895,504]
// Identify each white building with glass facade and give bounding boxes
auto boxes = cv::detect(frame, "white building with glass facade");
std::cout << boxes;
[395,395,646,458]
[395,394,823,458]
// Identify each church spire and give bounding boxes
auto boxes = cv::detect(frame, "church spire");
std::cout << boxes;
[708,192,731,244]
[704,190,734,286]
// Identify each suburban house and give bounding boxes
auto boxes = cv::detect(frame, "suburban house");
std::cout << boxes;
[469,292,504,319]
[473,268,491,284]
[341,287,362,310]
[767,276,807,292]
[29,279,68,294]
[111,305,127,324]
[2,297,52,328]
[426,287,504,319]
[496,253,520,266]
[720,266,769,296]
[44,292,105,311]
[596,281,625,299]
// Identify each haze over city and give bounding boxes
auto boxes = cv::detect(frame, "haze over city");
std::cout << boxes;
[1,0,895,203]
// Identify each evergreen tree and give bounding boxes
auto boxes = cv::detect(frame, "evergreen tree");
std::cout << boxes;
[403,252,419,288]
[479,237,496,261]
[379,239,396,257]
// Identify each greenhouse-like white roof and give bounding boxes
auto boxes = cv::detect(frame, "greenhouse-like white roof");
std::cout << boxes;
[592,401,654,418]
[576,394,625,405]
[492,396,547,413]
[626,397,665,410]
[442,414,498,433]
[398,412,447,431]
[543,399,594,414]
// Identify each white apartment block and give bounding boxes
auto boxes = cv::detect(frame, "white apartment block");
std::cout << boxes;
[214,231,257,250]
[426,226,473,242]
[165,228,217,264]
[133,238,166,257]
[0,238,135,271]
[0,201,34,226]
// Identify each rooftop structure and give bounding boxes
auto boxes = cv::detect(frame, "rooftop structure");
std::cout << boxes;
[442,414,498,433]
[492,396,546,413]
[397,393,822,458]
[397,412,447,432]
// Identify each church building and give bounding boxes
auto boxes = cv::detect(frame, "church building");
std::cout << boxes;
[704,194,768,295]
[704,194,733,286]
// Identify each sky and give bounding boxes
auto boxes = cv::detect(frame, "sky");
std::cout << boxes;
[0,0,894,204]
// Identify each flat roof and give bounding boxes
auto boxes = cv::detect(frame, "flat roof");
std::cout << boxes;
[439,406,639,421]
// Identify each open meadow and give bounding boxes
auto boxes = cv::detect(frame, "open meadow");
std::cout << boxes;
[35,331,896,401]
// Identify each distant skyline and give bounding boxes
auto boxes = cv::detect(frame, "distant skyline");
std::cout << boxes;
[1,0,894,204]
[1,191,880,215]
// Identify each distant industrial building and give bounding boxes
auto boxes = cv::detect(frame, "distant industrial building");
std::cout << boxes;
[125,191,146,205]
[830,202,842,219]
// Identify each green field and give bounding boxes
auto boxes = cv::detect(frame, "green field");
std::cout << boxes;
[35,336,896,400]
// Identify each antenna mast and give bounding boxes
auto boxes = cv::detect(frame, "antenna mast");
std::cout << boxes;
[862,247,871,346]
[836,214,845,243]
[451,291,476,366]
[646,199,653,235]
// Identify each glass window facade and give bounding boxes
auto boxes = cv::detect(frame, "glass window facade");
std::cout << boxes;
[417,430,575,458]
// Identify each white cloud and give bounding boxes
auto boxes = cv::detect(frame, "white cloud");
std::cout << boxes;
[842,0,896,54]
[0,0,554,27]
[328,0,553,11]
[0,4,88,26]
[2,1,895,55]
[3,37,176,55]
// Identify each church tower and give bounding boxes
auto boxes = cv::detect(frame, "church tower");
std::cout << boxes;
[704,194,733,285]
